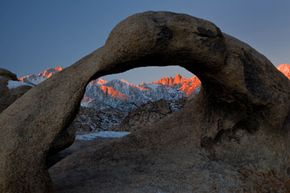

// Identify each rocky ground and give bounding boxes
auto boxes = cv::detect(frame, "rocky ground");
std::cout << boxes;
[72,99,186,133]
[49,98,200,193]
[50,96,290,193]
[112,99,186,132]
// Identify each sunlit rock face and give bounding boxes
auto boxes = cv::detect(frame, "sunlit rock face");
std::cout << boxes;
[0,11,289,193]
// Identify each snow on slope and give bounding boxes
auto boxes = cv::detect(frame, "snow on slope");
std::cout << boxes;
[76,131,130,141]
[7,80,32,89]
[83,78,190,111]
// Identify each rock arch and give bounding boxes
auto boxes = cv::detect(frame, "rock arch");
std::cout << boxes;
[0,11,289,193]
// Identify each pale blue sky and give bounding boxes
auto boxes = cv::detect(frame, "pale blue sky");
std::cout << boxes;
[1,0,289,83]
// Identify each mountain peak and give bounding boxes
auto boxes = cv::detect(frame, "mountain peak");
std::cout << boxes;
[19,65,63,84]
[277,64,290,79]
[90,79,107,85]
[174,74,183,84]
[153,74,184,86]
[120,79,130,84]
[99,85,128,100]
[39,66,63,78]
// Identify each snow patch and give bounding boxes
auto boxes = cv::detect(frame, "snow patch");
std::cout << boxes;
[144,83,160,89]
[7,80,31,89]
[195,86,201,94]
[76,131,130,141]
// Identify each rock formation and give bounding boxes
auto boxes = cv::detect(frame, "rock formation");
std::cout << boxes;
[0,68,18,81]
[0,69,31,113]
[50,95,290,193]
[0,11,289,193]
[0,69,76,168]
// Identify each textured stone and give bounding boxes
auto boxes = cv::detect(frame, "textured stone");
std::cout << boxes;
[50,97,290,193]
[0,69,32,113]
[0,69,76,169]
[0,84,31,113]
[0,11,289,193]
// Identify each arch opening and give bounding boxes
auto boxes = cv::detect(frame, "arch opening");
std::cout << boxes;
[47,65,199,165]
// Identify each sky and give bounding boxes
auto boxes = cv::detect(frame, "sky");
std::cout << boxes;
[1,0,290,84]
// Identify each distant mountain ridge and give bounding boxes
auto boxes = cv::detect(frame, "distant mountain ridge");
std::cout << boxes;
[82,77,195,111]
[19,64,290,112]
[18,66,63,85]
[19,66,201,111]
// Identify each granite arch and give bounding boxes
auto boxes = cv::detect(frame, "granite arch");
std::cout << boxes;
[0,11,289,193]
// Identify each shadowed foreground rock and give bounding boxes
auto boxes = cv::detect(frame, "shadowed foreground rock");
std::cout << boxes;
[0,11,289,193]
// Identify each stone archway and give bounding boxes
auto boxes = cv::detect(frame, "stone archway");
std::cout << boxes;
[0,11,289,193]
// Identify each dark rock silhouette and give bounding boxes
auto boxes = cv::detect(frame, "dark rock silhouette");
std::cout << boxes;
[0,68,17,81]
[0,12,289,193]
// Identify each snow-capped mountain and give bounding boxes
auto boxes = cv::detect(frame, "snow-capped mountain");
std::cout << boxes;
[18,66,63,85]
[82,76,194,111]
[277,64,290,79]
[152,74,201,96]
[19,66,201,112]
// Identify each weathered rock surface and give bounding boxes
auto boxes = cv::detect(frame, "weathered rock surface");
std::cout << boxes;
[47,125,76,160]
[50,97,290,193]
[0,69,31,113]
[0,84,32,113]
[0,68,76,167]
[0,11,289,193]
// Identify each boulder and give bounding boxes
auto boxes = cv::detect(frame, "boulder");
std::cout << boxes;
[0,69,31,113]
[0,11,289,193]
[0,85,32,113]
